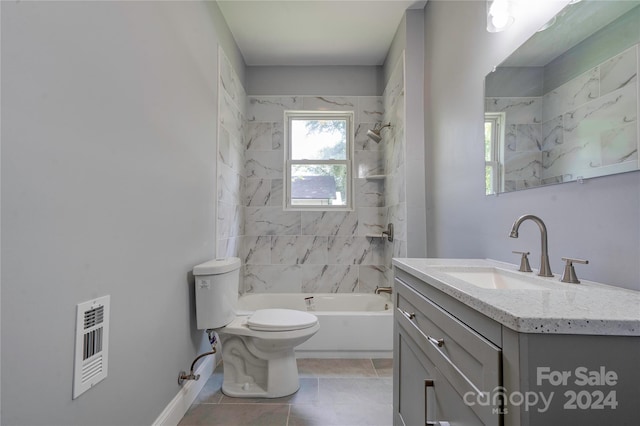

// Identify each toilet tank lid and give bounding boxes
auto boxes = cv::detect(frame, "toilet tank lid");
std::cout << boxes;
[193,257,241,276]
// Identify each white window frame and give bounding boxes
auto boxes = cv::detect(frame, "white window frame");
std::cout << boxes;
[485,112,505,195]
[284,110,354,211]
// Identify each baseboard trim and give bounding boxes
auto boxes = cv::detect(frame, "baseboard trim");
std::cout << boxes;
[152,353,216,426]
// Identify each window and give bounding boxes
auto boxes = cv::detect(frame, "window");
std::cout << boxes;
[484,112,505,195]
[284,111,353,210]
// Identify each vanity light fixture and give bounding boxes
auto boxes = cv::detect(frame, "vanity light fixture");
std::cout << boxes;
[487,0,515,33]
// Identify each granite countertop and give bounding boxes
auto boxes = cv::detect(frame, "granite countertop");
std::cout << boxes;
[392,258,640,336]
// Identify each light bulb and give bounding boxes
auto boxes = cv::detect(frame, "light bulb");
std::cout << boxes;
[491,11,509,29]
[487,0,513,32]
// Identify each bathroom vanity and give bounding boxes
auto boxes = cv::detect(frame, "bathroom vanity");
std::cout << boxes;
[392,259,640,426]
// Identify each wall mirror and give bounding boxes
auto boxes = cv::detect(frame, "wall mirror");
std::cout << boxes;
[484,0,640,194]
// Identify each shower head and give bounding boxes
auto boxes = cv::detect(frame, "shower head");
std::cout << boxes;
[366,123,391,142]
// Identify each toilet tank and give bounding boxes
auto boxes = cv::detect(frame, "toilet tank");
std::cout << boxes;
[193,257,241,330]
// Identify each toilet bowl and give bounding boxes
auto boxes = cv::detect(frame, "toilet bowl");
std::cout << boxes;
[193,258,319,398]
[218,309,319,398]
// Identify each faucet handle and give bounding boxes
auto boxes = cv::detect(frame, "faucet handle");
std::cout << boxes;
[560,257,589,284]
[512,251,532,272]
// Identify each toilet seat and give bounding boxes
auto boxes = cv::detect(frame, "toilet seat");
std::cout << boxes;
[247,309,318,332]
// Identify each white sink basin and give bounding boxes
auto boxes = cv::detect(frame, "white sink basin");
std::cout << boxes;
[437,267,557,290]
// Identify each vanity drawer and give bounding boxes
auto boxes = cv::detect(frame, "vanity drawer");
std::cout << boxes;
[395,277,501,406]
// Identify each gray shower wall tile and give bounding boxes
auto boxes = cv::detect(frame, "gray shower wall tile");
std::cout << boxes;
[244,265,302,293]
[245,206,301,236]
[486,97,542,125]
[357,97,384,123]
[217,236,242,259]
[385,171,405,207]
[358,265,391,292]
[242,236,271,265]
[300,211,358,236]
[302,96,357,111]
[270,179,283,207]
[219,50,247,115]
[504,151,542,182]
[246,122,274,151]
[220,91,245,140]
[600,45,638,97]
[387,202,407,243]
[248,96,301,122]
[218,127,245,173]
[301,265,358,293]
[385,129,405,176]
[355,122,384,151]
[355,150,384,178]
[271,236,329,265]
[354,178,385,207]
[217,201,244,240]
[383,61,404,115]
[543,68,599,123]
[244,178,272,207]
[541,116,564,151]
[272,122,284,150]
[216,48,247,259]
[328,236,384,265]
[560,82,637,172]
[357,207,387,237]
[388,240,407,267]
[601,122,638,166]
[239,93,401,295]
[218,164,244,205]
[245,150,283,179]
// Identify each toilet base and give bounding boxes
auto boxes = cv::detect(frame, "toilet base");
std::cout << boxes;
[220,335,302,398]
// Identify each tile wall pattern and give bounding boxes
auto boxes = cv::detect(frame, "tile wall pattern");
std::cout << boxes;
[217,48,246,262]
[383,55,407,277]
[216,48,408,294]
[242,95,389,293]
[486,45,639,191]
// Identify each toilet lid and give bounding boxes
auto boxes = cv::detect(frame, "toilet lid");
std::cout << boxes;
[247,309,318,331]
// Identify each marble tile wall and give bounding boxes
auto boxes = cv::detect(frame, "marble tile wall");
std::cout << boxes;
[487,44,639,191]
[383,55,407,279]
[242,95,391,294]
[216,48,247,260]
[485,97,543,191]
[542,44,638,182]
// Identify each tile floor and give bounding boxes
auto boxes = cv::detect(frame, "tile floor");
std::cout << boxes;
[178,358,393,426]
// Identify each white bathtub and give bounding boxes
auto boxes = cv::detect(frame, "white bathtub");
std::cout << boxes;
[237,293,393,358]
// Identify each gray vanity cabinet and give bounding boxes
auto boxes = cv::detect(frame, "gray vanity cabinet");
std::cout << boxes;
[394,271,501,426]
[393,266,640,426]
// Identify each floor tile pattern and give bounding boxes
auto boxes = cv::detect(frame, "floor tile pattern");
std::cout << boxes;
[179,358,393,426]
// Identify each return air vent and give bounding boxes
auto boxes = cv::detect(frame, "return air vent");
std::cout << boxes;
[73,295,110,399]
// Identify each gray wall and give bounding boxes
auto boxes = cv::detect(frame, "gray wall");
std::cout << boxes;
[424,0,640,291]
[1,1,244,424]
[246,66,383,96]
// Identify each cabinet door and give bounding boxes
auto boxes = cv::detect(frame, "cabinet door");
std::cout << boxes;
[396,320,496,426]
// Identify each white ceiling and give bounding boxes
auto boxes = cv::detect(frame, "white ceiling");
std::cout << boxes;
[217,0,427,66]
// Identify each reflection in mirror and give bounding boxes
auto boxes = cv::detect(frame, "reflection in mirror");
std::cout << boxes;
[484,0,640,194]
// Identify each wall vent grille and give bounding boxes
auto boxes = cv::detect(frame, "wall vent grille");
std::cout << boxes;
[73,295,110,399]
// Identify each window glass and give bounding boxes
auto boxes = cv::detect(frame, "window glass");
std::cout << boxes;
[290,119,347,160]
[285,112,353,210]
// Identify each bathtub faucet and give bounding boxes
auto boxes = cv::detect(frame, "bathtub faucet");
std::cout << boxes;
[374,286,392,295]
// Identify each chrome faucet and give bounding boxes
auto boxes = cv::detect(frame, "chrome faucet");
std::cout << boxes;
[375,286,393,295]
[509,214,553,277]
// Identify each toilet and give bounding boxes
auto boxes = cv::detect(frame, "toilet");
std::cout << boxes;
[193,257,319,398]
